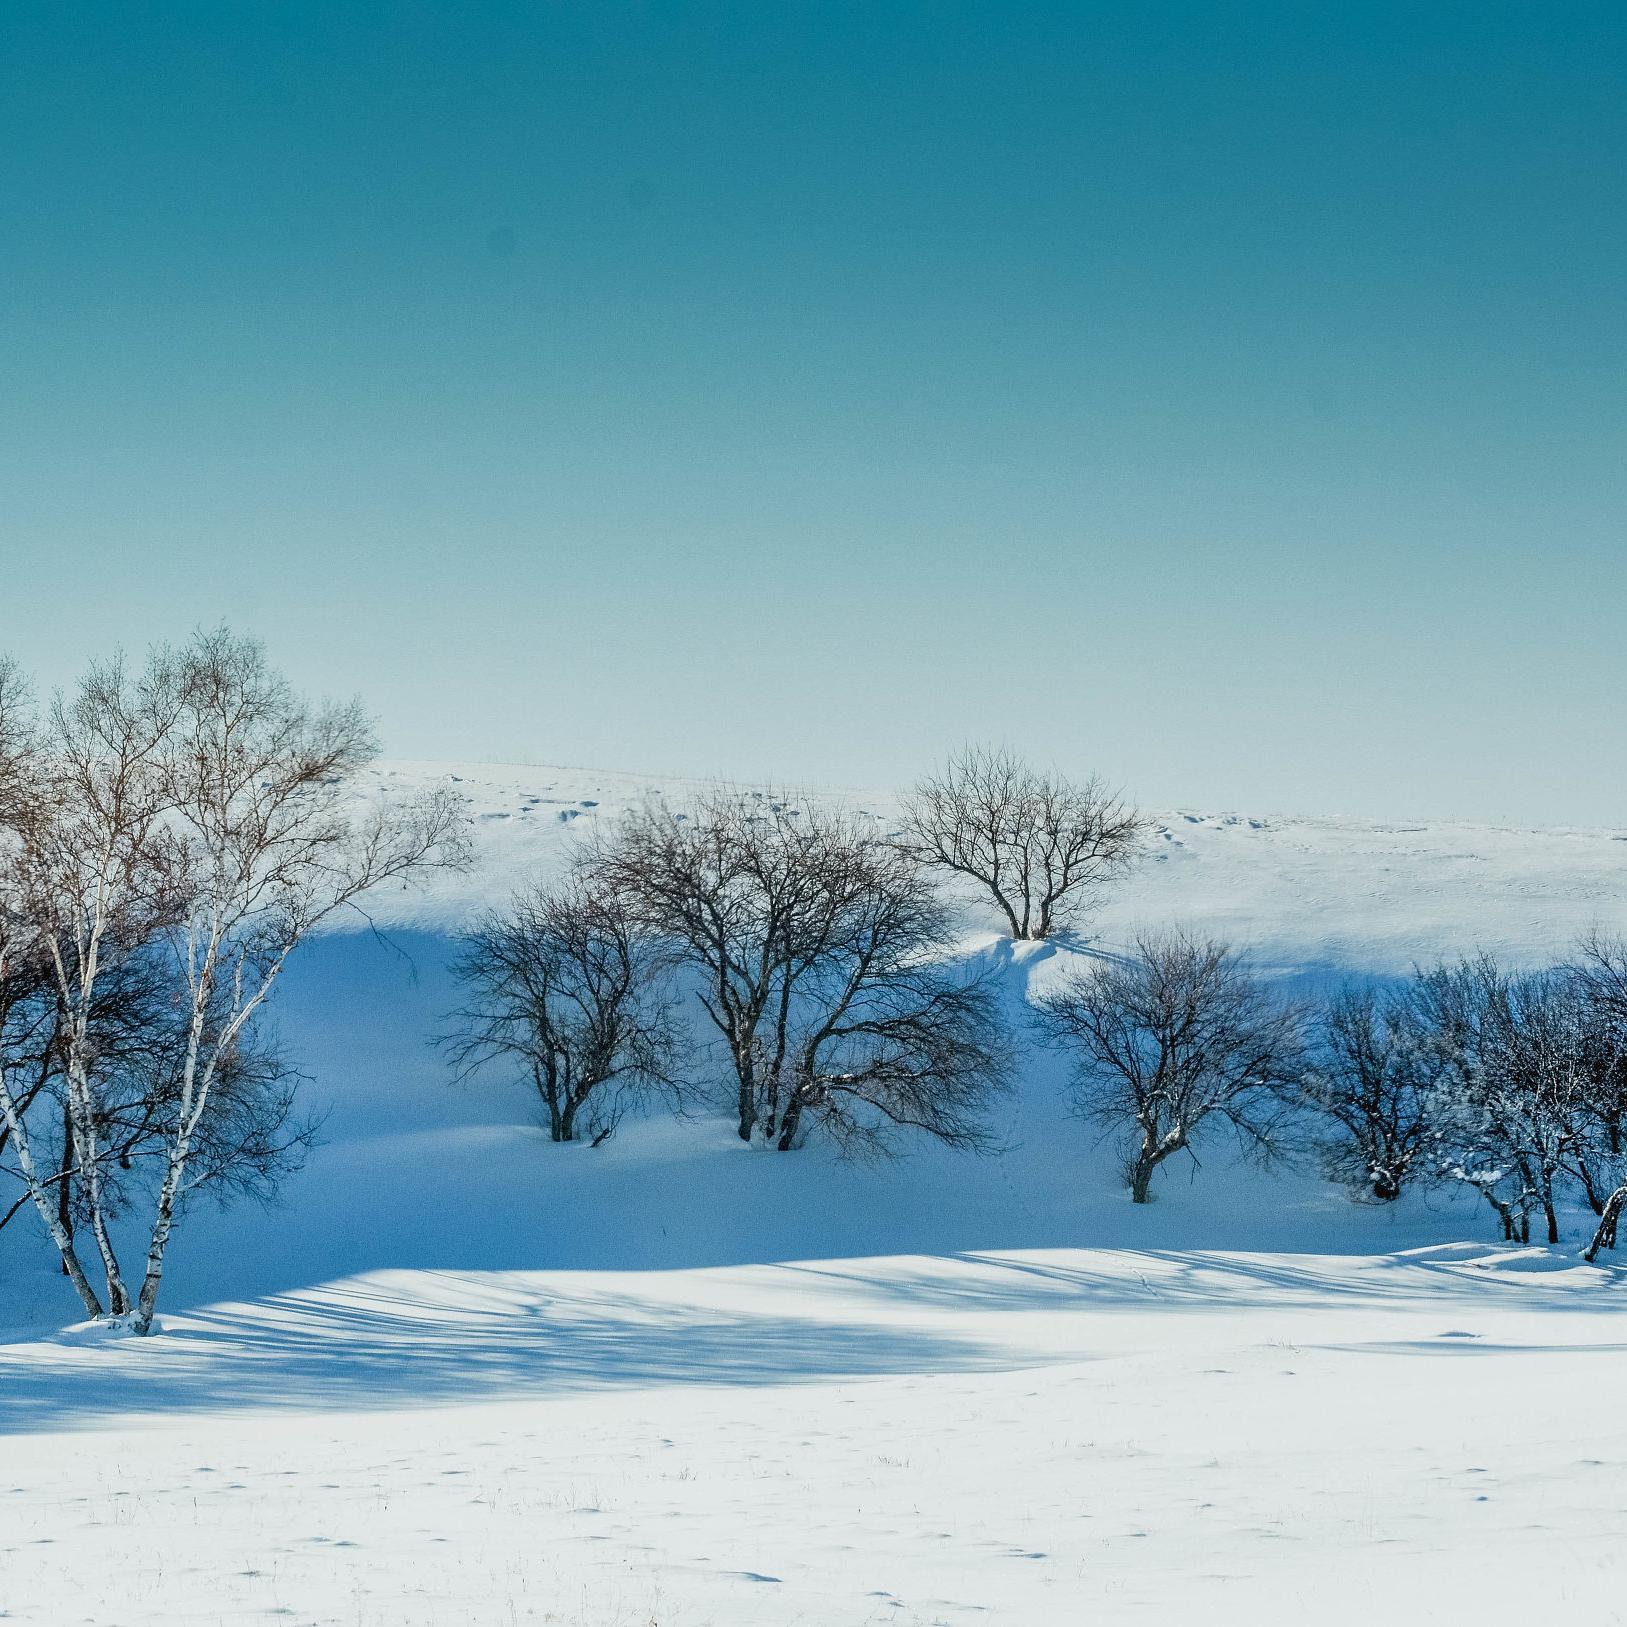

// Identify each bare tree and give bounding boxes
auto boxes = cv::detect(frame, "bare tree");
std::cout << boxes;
[124,628,469,1332]
[0,656,29,823]
[905,746,1143,941]
[1301,983,1453,1201]
[590,791,844,1142]
[760,831,1010,1155]
[593,791,1010,1152]
[0,919,63,1229]
[0,652,183,1316]
[441,876,684,1145]
[1568,933,1627,1259]
[1413,958,1595,1245]
[1035,929,1303,1203]
[1558,997,1627,1220]
[0,932,314,1246]
[0,913,107,1311]
[2,632,468,1330]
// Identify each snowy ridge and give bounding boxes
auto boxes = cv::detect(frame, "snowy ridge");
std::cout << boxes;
[369,758,1627,970]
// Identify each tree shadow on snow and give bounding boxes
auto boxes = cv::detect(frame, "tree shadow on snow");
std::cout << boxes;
[0,1272,1005,1436]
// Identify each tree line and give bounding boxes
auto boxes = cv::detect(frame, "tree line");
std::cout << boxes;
[441,747,1147,1157]
[4,642,1626,1338]
[444,743,1627,1261]
[1035,927,1627,1259]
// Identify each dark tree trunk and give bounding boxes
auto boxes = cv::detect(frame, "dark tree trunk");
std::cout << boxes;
[1483,1189,1516,1241]
[736,1051,756,1142]
[775,1094,805,1152]
[1574,1154,1608,1216]
[991,889,1023,941]
[535,1062,564,1142]
[56,1100,76,1272]
[1585,1186,1627,1262]
[1129,1140,1160,1204]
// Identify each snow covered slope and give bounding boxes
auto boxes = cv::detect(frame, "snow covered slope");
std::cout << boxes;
[370,759,1627,969]
[5,1243,1626,1626]
[2,762,1625,1626]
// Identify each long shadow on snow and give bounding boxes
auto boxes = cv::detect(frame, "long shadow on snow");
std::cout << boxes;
[0,1275,1006,1436]
[7,1240,1621,1437]
[770,1244,1627,1315]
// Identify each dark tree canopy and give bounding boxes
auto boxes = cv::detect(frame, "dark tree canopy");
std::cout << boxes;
[590,792,1010,1154]
[442,875,684,1145]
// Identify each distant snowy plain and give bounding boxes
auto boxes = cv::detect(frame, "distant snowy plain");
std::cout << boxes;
[3,762,1627,1625]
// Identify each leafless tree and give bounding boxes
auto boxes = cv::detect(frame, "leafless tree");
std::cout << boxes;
[0,912,88,1287]
[1,631,469,1330]
[0,652,183,1316]
[1034,929,1304,1202]
[441,876,684,1145]
[123,628,469,1331]
[0,685,91,1280]
[1565,934,1627,1202]
[592,791,1009,1152]
[1413,958,1596,1245]
[1567,934,1627,1259]
[0,932,314,1247]
[759,832,1010,1155]
[0,656,29,824]
[590,791,846,1142]
[1558,1010,1627,1221]
[904,745,1143,940]
[1300,984,1453,1201]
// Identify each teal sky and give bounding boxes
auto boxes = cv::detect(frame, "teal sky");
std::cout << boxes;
[3,3,1623,822]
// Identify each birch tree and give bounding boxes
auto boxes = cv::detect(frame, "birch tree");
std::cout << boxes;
[0,914,108,1314]
[0,928,309,1245]
[125,629,468,1331]
[1,638,426,1325]
[0,653,182,1316]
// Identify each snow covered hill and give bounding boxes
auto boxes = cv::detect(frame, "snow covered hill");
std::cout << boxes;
[3,762,1626,1626]
[369,759,1627,969]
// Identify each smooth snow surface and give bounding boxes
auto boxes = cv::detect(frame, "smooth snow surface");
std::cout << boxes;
[3,762,1626,1625]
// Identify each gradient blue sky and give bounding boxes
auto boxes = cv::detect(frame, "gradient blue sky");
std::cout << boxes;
[3,2,1623,821]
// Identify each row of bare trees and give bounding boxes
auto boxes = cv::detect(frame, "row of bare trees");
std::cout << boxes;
[1034,927,1627,1255]
[0,634,466,1331]
[440,745,1627,1258]
[439,745,1148,1157]
[1300,939,1627,1254]
[444,792,1015,1156]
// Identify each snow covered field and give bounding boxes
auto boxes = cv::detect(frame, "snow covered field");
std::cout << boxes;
[3,763,1627,1625]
